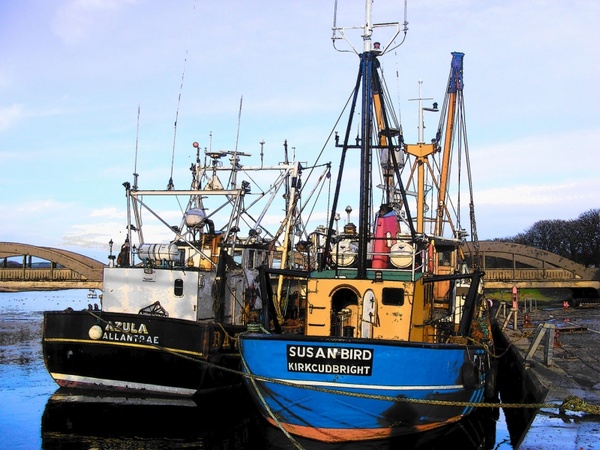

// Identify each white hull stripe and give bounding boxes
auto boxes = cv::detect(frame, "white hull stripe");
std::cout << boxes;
[268,377,465,391]
[51,372,196,396]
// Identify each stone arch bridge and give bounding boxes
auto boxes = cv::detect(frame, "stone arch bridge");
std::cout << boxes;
[0,242,104,292]
[462,241,600,299]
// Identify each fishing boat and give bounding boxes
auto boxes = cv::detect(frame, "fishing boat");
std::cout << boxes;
[238,2,496,443]
[42,136,323,397]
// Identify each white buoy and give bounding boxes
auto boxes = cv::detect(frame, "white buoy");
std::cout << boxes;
[88,325,103,340]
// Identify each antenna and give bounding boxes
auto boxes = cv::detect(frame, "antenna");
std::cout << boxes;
[166,1,198,191]
[133,104,140,190]
[331,0,409,55]
[235,96,243,153]
[408,80,438,144]
[259,140,265,168]
[168,49,188,190]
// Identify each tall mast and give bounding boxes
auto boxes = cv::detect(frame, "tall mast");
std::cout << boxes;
[363,0,373,53]
[435,52,464,237]
[353,3,371,277]
[327,0,408,277]
[405,82,437,235]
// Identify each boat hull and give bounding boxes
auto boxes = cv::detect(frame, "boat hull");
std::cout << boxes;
[239,333,488,442]
[43,310,242,397]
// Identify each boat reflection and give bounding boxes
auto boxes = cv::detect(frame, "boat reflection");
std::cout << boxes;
[260,407,499,450]
[41,387,260,449]
[41,387,500,449]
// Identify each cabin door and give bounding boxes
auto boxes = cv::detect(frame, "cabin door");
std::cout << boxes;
[360,289,377,338]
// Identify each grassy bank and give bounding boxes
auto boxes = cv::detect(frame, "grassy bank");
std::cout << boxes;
[484,288,570,306]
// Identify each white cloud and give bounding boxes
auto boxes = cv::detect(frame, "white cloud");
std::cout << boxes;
[14,199,71,213]
[0,104,24,132]
[52,0,139,46]
[472,128,600,187]
[89,207,121,219]
[477,182,589,206]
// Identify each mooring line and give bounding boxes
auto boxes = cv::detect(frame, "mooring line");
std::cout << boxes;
[81,310,599,414]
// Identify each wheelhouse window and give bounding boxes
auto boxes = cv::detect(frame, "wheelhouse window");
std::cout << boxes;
[382,287,404,306]
[177,249,186,266]
[174,278,184,297]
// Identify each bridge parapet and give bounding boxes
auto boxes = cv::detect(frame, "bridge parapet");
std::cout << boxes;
[484,268,583,281]
[0,268,91,282]
[463,241,600,281]
[461,241,600,293]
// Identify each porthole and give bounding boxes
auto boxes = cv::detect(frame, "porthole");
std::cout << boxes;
[174,278,184,297]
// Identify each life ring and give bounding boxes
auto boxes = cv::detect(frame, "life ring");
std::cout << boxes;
[389,242,413,268]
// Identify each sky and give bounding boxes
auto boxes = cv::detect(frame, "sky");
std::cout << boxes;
[1,0,599,263]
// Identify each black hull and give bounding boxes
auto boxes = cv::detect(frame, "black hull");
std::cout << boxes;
[42,310,243,397]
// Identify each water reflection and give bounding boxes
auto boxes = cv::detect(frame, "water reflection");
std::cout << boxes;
[41,387,259,449]
[41,387,500,449]
[0,311,43,367]
[261,408,499,450]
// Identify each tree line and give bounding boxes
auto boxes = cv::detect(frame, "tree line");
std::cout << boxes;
[494,208,600,268]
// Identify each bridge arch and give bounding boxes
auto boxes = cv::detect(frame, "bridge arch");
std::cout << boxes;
[461,240,600,298]
[0,242,104,291]
[463,241,598,279]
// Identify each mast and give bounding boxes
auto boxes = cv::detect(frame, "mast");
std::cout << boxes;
[352,3,371,277]
[435,52,464,237]
[405,82,437,235]
[327,1,409,278]
[356,51,375,278]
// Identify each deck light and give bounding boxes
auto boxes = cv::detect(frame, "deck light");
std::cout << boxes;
[345,205,352,224]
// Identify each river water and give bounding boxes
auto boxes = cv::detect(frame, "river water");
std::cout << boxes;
[0,290,520,449]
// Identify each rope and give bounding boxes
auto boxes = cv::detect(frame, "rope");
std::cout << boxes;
[240,350,304,449]
[83,310,600,415]
[238,362,600,415]
[560,395,600,415]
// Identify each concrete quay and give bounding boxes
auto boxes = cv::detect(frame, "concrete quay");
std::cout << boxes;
[495,302,600,449]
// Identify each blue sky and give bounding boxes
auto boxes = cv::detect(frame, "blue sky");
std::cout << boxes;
[1,0,599,262]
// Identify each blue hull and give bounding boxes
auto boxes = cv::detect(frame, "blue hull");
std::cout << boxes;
[240,333,488,442]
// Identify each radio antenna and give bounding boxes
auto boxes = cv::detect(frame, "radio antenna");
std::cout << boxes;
[133,103,140,190]
[235,95,243,153]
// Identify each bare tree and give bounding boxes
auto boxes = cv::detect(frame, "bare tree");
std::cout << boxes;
[499,209,600,268]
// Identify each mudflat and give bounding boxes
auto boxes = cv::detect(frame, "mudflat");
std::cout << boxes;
[500,302,600,404]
